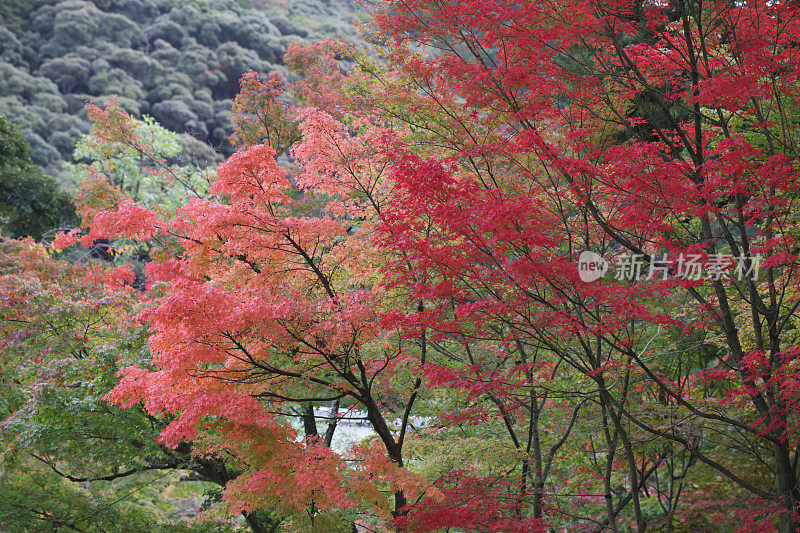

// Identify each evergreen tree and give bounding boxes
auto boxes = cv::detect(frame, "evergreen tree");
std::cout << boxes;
[0,116,76,240]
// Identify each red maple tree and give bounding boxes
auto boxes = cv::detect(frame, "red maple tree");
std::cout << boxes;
[54,0,800,530]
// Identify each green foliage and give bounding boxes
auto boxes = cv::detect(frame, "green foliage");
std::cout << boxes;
[0,238,238,531]
[0,116,76,239]
[0,461,231,532]
[67,113,214,211]
[724,90,800,158]
[0,0,52,31]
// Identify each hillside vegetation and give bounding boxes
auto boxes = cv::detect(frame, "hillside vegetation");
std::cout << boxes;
[0,0,363,178]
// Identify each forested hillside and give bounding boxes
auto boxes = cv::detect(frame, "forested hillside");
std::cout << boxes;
[0,0,362,176]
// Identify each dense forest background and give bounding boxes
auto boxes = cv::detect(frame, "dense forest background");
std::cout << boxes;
[0,0,362,239]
